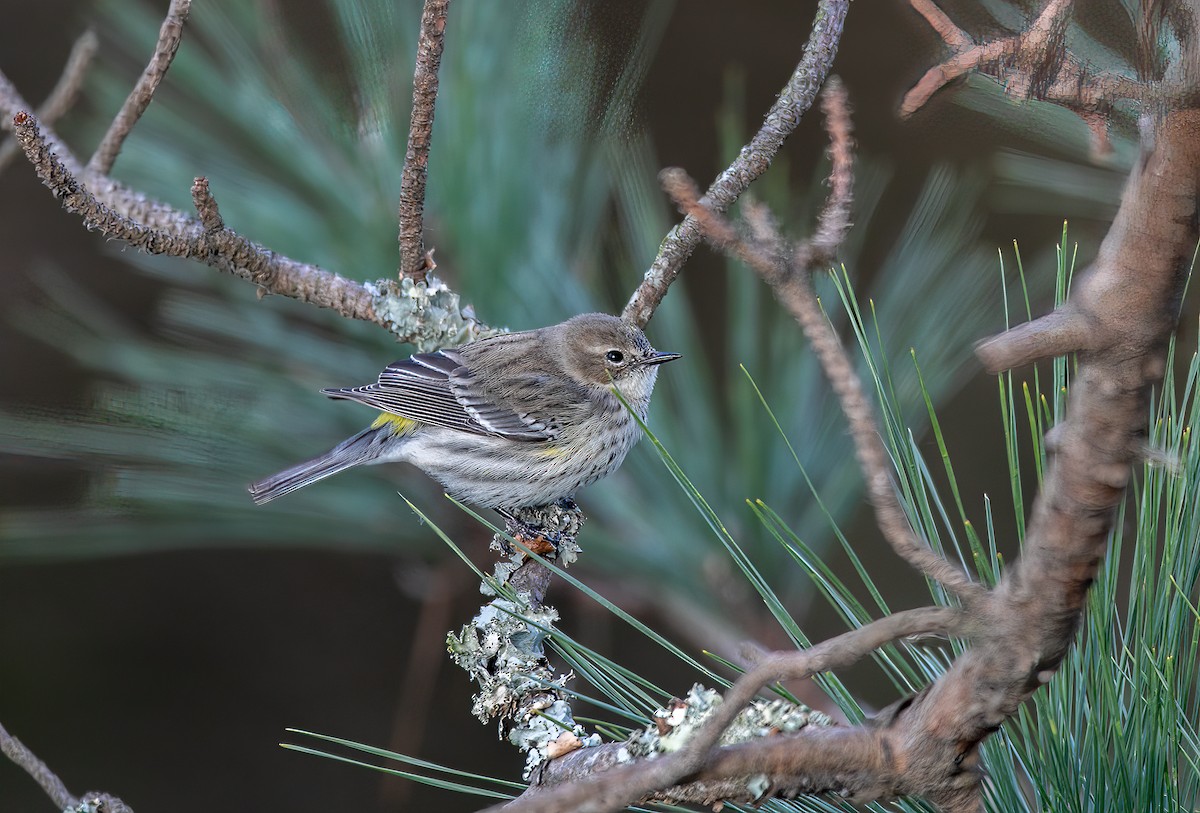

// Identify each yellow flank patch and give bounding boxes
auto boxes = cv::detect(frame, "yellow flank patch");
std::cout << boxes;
[371,413,420,435]
[535,445,567,459]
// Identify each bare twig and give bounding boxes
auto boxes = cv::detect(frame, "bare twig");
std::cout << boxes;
[88,0,191,174]
[35,30,99,124]
[621,0,850,329]
[190,176,224,232]
[794,76,854,270]
[652,83,976,603]
[0,29,97,173]
[397,0,451,283]
[0,720,79,810]
[907,0,972,50]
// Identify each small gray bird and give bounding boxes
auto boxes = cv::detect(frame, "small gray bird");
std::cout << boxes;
[249,313,680,510]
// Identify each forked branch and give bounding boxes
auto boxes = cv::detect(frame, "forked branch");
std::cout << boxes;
[901,0,1152,158]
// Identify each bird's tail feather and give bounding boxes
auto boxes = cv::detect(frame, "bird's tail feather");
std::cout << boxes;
[248,427,387,504]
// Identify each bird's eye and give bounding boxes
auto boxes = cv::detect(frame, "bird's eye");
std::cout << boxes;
[605,350,625,364]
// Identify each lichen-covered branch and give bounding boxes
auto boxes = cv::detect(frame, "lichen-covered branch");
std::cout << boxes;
[621,0,850,329]
[397,0,451,283]
[447,505,596,777]
[88,0,191,174]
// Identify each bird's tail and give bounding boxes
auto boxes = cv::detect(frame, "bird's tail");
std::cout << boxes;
[248,426,389,505]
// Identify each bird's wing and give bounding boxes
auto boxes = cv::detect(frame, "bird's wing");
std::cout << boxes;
[322,349,555,441]
[447,366,561,440]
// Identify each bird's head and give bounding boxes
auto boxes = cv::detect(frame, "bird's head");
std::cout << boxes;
[557,313,680,404]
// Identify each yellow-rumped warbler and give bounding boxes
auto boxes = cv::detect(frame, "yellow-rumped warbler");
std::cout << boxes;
[249,313,680,510]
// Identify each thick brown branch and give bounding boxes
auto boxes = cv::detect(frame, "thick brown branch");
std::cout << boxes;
[974,307,1092,372]
[397,0,450,283]
[939,105,1200,748]
[0,29,97,173]
[499,608,965,813]
[621,0,849,329]
[88,0,191,174]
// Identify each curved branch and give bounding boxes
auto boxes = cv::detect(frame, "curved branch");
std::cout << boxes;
[794,76,854,270]
[621,0,850,329]
[88,0,191,174]
[0,720,80,811]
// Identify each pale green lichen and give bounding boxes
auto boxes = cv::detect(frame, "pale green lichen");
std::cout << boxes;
[447,596,599,779]
[448,503,593,777]
[483,503,584,596]
[509,698,601,779]
[745,773,772,801]
[447,599,562,722]
[623,683,832,764]
[368,274,506,352]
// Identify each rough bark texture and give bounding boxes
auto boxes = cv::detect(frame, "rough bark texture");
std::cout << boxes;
[397,0,450,282]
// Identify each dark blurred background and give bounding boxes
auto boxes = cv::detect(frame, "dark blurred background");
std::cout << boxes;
[0,1,1161,811]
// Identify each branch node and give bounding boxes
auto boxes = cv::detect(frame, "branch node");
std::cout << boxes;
[975,307,1092,373]
[190,176,224,232]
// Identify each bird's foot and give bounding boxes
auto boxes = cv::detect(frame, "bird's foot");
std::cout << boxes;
[496,500,583,559]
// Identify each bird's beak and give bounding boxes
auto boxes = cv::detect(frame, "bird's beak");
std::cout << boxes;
[641,351,682,366]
